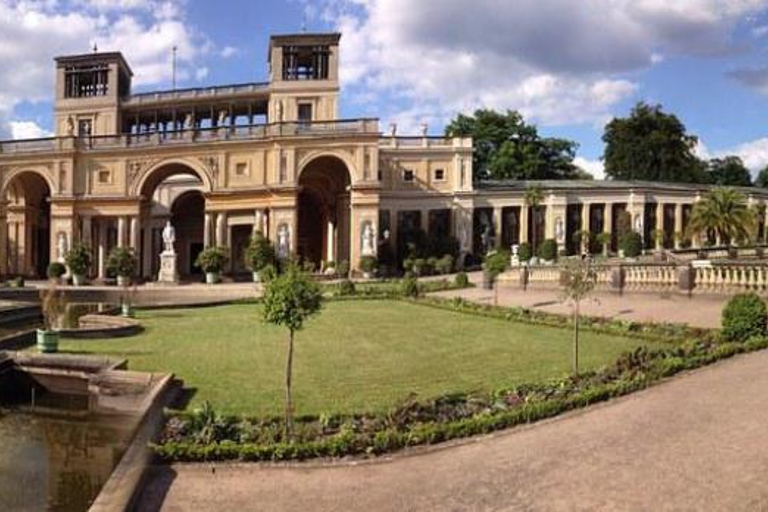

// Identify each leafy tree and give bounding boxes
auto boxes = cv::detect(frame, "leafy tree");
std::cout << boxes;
[445,109,583,181]
[756,166,768,188]
[603,102,704,183]
[687,188,756,247]
[706,156,752,187]
[524,185,545,252]
[262,265,323,438]
[559,257,597,374]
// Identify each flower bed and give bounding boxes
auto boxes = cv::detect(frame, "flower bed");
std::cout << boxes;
[153,304,768,462]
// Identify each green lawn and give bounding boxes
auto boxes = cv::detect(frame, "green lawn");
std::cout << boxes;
[59,300,658,416]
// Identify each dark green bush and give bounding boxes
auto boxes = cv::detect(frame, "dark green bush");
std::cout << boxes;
[434,254,454,275]
[517,242,532,262]
[47,262,66,279]
[337,279,356,296]
[620,232,643,258]
[722,293,767,342]
[483,250,509,278]
[454,272,469,288]
[536,239,558,261]
[400,276,420,298]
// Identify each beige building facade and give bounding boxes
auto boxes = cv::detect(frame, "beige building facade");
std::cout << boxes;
[0,32,766,279]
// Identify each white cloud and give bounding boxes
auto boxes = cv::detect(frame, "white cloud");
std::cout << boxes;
[220,46,238,58]
[574,156,605,180]
[322,0,768,133]
[9,121,52,140]
[698,136,768,174]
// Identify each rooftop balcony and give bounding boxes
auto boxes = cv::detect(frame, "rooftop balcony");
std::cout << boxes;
[0,119,380,156]
[122,82,270,107]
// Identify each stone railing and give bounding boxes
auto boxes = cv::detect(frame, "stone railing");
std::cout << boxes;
[123,82,270,106]
[501,260,768,296]
[0,119,380,156]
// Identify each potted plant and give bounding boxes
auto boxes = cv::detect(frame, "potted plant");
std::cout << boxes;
[359,255,378,279]
[37,283,65,353]
[244,232,276,283]
[47,262,66,284]
[595,232,612,256]
[107,246,137,287]
[65,244,92,286]
[196,246,229,284]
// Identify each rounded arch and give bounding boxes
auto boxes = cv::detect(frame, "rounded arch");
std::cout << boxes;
[297,151,357,184]
[170,190,206,277]
[2,167,55,198]
[132,158,214,198]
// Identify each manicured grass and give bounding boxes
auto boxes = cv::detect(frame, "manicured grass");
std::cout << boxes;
[59,300,660,416]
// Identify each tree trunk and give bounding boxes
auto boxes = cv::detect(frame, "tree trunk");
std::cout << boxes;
[285,329,295,439]
[573,301,580,375]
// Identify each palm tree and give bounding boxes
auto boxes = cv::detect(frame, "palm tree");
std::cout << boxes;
[524,185,545,253]
[687,188,756,247]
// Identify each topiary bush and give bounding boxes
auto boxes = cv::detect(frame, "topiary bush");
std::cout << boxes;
[722,293,767,342]
[337,279,356,296]
[517,242,532,262]
[47,262,66,279]
[620,232,643,258]
[454,271,469,288]
[401,275,420,298]
[537,239,558,262]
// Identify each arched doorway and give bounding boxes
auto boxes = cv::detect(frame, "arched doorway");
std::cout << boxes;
[171,190,205,276]
[138,163,208,280]
[297,156,351,269]
[4,172,51,277]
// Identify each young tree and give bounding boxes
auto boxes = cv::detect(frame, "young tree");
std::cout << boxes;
[603,102,704,183]
[687,188,756,247]
[262,265,323,438]
[559,257,597,374]
[706,156,752,187]
[524,185,545,253]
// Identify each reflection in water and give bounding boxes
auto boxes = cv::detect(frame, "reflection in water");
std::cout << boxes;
[0,410,135,511]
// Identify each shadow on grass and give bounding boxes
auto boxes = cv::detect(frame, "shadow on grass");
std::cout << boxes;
[171,386,198,411]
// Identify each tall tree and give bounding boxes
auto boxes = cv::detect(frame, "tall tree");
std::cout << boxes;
[262,265,323,438]
[706,156,752,187]
[445,109,584,181]
[686,188,756,246]
[756,166,768,188]
[603,102,704,183]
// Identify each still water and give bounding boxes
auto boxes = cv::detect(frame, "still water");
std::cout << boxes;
[0,409,134,511]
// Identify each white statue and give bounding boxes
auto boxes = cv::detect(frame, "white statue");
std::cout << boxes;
[162,220,176,253]
[361,222,375,256]
[217,110,228,127]
[57,232,68,262]
[555,217,565,243]
[419,122,428,136]
[634,214,643,233]
[458,221,469,252]
[184,113,194,130]
[66,116,75,136]
[388,123,397,137]
[277,224,290,259]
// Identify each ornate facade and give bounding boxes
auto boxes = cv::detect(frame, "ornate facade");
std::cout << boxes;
[0,32,766,279]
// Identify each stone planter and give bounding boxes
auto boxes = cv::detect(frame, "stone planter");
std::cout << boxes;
[120,303,134,318]
[72,274,86,286]
[116,275,131,287]
[252,271,261,283]
[36,329,59,353]
[362,271,374,279]
[205,271,221,284]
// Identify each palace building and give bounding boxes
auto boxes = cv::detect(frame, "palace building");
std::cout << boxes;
[0,32,766,279]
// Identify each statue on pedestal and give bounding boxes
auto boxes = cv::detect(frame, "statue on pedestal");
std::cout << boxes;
[277,224,290,259]
[162,220,176,253]
[158,220,179,284]
[361,222,376,256]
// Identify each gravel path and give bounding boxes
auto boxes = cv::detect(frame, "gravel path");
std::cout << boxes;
[137,349,768,512]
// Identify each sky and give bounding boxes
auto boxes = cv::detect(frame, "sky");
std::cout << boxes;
[4,0,768,179]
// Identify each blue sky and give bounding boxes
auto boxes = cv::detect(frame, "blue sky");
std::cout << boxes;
[4,0,768,178]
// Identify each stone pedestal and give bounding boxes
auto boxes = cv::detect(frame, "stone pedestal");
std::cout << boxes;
[158,251,179,284]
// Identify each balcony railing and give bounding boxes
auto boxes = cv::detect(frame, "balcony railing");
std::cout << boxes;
[0,119,380,155]
[123,82,270,106]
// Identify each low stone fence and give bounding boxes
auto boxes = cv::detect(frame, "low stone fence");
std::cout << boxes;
[59,313,142,339]
[501,261,768,296]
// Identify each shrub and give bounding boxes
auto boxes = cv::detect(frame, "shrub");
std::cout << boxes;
[195,246,229,273]
[483,250,509,278]
[517,242,532,262]
[47,262,66,279]
[260,264,277,283]
[65,244,92,276]
[454,272,469,288]
[359,256,378,275]
[336,260,350,279]
[722,293,767,342]
[537,239,558,262]
[244,232,276,272]
[337,279,356,296]
[620,232,643,258]
[401,276,420,298]
[434,254,454,275]
[107,246,137,278]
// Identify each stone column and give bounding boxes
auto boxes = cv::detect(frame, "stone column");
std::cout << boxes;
[520,205,529,244]
[143,222,153,278]
[604,203,613,255]
[82,215,92,248]
[97,220,107,279]
[204,212,212,247]
[216,213,227,247]
[656,202,665,250]
[674,202,684,249]
[327,220,335,262]
[493,207,503,249]
[0,210,7,275]
[117,216,127,248]
[130,216,139,252]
